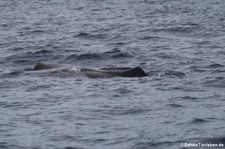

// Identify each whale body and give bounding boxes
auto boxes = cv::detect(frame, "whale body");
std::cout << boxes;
[33,63,147,78]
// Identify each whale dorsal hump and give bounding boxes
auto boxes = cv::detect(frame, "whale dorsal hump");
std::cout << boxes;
[120,67,147,77]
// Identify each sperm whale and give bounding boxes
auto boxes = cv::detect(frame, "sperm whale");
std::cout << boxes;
[33,63,147,78]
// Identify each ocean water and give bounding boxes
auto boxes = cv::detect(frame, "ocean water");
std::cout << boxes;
[1,0,225,149]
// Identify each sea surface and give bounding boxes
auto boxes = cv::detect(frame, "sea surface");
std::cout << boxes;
[1,0,225,149]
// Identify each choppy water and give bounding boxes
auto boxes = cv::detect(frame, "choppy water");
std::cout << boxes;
[1,0,225,149]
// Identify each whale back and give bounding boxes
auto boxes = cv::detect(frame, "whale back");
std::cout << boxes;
[33,63,147,78]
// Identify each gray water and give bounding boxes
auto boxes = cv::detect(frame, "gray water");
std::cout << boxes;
[1,0,225,149]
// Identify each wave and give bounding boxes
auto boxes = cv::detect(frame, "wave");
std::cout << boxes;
[66,53,104,61]
[74,32,108,40]
[189,118,211,124]
[167,103,184,108]
[4,49,60,65]
[19,29,46,36]
[154,24,201,35]
[65,48,133,62]
[161,70,186,78]
[103,108,151,116]
[204,63,224,69]
[138,35,168,41]
[0,70,23,78]
[203,76,225,88]
[102,48,133,58]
